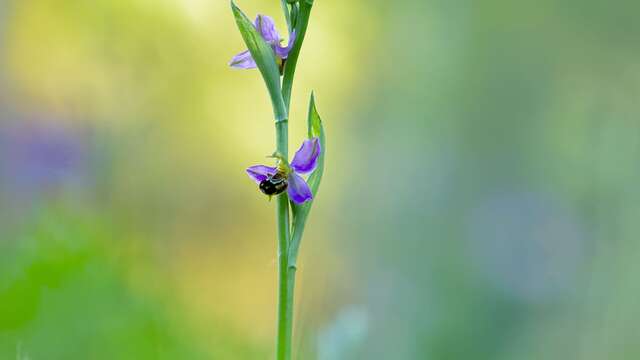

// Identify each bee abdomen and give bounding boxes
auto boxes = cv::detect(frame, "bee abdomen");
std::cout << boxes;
[259,176,288,196]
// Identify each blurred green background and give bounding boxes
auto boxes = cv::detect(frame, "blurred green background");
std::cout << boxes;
[1,0,639,359]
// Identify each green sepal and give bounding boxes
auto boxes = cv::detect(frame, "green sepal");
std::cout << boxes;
[290,3,299,29]
[231,1,287,121]
[288,92,325,269]
[280,0,292,32]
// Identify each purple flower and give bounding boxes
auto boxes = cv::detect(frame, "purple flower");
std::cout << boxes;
[230,14,297,69]
[246,137,321,204]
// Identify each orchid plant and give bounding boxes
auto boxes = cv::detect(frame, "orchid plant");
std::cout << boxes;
[229,1,325,359]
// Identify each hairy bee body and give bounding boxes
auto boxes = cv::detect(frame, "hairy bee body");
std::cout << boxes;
[259,171,288,196]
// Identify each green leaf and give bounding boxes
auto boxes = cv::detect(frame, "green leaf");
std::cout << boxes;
[305,92,325,195]
[231,1,287,121]
[288,92,326,268]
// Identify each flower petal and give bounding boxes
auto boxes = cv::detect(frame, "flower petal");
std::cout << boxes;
[287,172,313,204]
[229,49,257,69]
[254,15,280,44]
[274,30,297,59]
[290,137,321,175]
[246,165,277,184]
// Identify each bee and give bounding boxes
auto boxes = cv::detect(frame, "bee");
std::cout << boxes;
[259,170,288,196]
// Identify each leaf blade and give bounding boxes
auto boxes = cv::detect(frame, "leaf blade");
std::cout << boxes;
[231,1,287,121]
[288,92,326,268]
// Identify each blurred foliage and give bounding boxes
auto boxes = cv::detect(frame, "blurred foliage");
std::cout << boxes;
[0,207,207,358]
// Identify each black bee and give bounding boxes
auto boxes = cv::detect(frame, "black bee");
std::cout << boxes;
[259,171,288,196]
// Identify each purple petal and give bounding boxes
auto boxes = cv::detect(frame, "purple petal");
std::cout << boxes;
[274,30,297,59]
[290,137,321,175]
[254,15,280,44]
[246,165,277,184]
[229,50,257,69]
[287,172,312,204]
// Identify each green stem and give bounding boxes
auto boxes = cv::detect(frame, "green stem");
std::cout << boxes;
[276,3,313,359]
[275,119,291,360]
